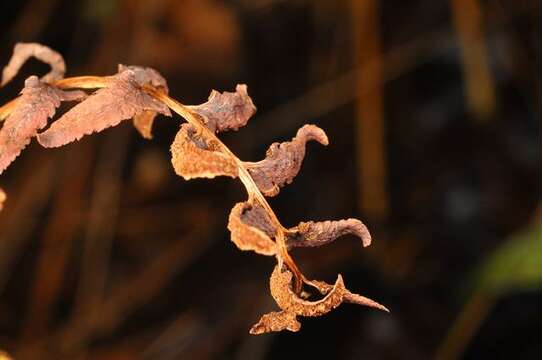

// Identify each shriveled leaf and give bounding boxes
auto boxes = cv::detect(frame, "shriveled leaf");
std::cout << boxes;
[119,64,170,140]
[287,218,372,249]
[251,265,388,334]
[250,310,300,334]
[245,124,328,197]
[37,69,170,148]
[118,64,169,92]
[227,200,277,256]
[171,123,238,180]
[2,43,66,86]
[0,76,86,174]
[133,110,157,139]
[188,84,256,132]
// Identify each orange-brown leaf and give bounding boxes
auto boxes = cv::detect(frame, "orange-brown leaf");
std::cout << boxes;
[0,76,85,174]
[133,110,157,139]
[1,43,66,86]
[119,65,169,140]
[287,218,372,249]
[245,124,328,197]
[227,200,277,256]
[37,69,170,148]
[250,310,300,334]
[250,265,388,334]
[170,124,238,180]
[187,84,256,132]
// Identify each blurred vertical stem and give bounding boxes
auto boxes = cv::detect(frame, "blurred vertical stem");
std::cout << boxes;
[350,0,388,220]
[451,0,496,120]
[20,141,94,344]
[435,291,495,360]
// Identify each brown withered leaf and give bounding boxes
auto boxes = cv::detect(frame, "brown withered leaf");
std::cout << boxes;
[0,76,86,174]
[118,64,169,92]
[250,311,300,334]
[119,64,169,139]
[2,43,66,86]
[245,124,328,197]
[170,123,238,180]
[133,110,156,139]
[287,218,372,249]
[187,84,256,132]
[250,265,388,334]
[37,69,170,148]
[227,200,277,256]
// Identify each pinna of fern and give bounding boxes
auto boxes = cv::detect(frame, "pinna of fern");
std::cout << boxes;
[0,42,388,334]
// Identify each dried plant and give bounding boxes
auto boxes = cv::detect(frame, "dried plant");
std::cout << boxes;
[0,43,388,334]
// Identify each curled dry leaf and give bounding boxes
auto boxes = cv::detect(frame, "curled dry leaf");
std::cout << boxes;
[245,124,328,197]
[0,76,86,174]
[250,265,388,334]
[0,42,387,335]
[2,43,66,86]
[227,200,277,256]
[133,110,157,139]
[287,218,372,249]
[119,64,170,139]
[250,311,300,334]
[188,84,256,132]
[170,123,237,180]
[37,69,170,148]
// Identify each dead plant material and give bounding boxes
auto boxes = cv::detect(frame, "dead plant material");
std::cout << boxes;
[0,42,388,333]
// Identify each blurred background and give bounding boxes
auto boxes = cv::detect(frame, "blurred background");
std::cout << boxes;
[0,0,541,359]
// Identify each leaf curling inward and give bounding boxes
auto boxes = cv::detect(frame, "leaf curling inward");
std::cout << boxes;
[170,123,238,180]
[37,68,171,148]
[187,84,256,133]
[0,76,86,174]
[250,265,388,334]
[287,218,372,249]
[2,43,66,86]
[245,124,328,197]
[118,64,170,140]
[227,200,277,256]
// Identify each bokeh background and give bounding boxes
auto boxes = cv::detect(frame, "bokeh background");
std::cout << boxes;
[1,0,542,359]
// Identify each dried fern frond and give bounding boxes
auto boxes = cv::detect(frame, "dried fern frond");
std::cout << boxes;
[0,42,388,331]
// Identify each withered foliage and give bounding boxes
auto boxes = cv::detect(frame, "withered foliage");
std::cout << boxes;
[1,42,66,86]
[37,69,171,148]
[250,265,388,334]
[0,76,86,174]
[245,124,329,197]
[0,43,388,332]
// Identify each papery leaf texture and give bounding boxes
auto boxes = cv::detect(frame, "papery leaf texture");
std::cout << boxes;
[250,265,388,334]
[119,64,170,139]
[170,123,238,180]
[245,124,328,197]
[0,76,85,174]
[2,43,66,86]
[188,84,256,132]
[37,68,170,148]
[227,200,277,256]
[287,218,372,249]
